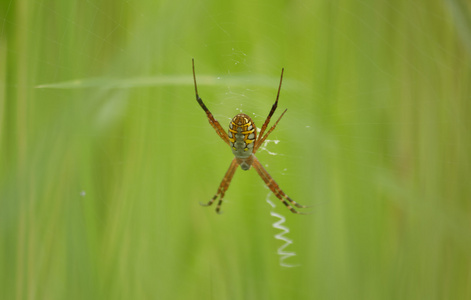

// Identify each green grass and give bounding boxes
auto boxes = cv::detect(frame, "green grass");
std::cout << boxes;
[1,0,470,299]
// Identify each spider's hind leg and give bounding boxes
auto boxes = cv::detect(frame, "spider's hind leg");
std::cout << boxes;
[192,59,231,146]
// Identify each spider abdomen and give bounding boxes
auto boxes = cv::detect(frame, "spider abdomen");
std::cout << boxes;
[228,114,257,169]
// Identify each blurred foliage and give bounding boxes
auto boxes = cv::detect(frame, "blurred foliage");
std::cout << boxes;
[1,0,470,299]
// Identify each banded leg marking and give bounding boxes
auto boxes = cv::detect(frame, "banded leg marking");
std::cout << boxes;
[256,68,284,147]
[200,158,239,214]
[255,108,287,151]
[192,59,230,146]
[252,156,309,214]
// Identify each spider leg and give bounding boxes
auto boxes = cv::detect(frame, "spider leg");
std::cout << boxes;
[254,108,287,152]
[200,158,239,214]
[252,155,309,214]
[192,58,230,146]
[255,68,284,148]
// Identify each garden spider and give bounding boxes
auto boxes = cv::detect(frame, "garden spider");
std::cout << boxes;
[192,59,308,214]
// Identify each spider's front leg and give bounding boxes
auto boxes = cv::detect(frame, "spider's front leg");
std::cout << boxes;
[192,59,230,146]
[252,155,309,214]
[200,158,239,214]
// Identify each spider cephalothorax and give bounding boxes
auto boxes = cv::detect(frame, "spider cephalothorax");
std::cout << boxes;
[192,59,308,214]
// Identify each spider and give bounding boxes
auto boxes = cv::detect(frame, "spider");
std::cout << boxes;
[192,59,308,214]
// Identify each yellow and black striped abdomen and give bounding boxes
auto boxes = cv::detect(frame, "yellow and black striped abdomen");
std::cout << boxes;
[228,114,257,164]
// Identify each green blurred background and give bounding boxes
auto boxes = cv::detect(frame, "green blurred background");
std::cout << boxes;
[1,0,470,299]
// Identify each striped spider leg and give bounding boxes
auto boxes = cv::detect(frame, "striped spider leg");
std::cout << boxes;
[192,59,308,214]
